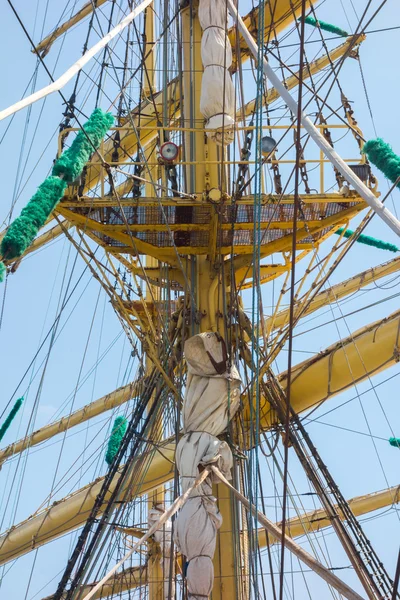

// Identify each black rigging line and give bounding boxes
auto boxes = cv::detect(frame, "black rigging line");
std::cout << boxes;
[278,25,400,49]
[52,378,159,599]
[6,0,87,120]
[95,0,117,107]
[393,549,400,600]
[0,250,98,421]
[279,3,307,599]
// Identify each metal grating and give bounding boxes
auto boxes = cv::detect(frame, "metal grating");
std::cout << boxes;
[77,200,356,249]
[81,205,211,225]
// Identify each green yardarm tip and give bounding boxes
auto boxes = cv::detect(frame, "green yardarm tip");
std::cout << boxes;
[389,437,400,449]
[303,16,348,37]
[105,416,127,466]
[0,108,114,268]
[52,108,114,183]
[335,228,399,253]
[362,138,400,189]
[1,177,67,260]
[0,397,24,443]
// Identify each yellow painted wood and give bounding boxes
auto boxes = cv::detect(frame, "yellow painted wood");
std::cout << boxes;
[143,5,156,98]
[34,0,110,55]
[213,485,239,600]
[239,34,365,121]
[275,308,400,420]
[229,0,311,71]
[42,566,147,600]
[0,441,175,565]
[1,301,398,565]
[61,483,400,599]
[265,255,400,334]
[259,484,400,547]
[0,381,140,465]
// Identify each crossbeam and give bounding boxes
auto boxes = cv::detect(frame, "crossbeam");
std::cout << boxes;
[0,308,399,564]
[0,381,140,465]
[227,0,400,237]
[265,254,400,334]
[48,483,399,599]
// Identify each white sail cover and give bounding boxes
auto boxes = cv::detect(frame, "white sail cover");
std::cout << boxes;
[198,0,235,145]
[174,333,241,599]
[148,506,175,599]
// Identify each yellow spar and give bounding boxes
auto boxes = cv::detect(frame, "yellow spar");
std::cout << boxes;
[0,307,399,565]
[42,484,400,600]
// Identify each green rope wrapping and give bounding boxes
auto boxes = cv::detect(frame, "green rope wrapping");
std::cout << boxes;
[0,108,114,282]
[1,177,67,262]
[335,227,399,252]
[362,138,400,189]
[0,397,23,443]
[52,108,114,183]
[105,416,127,466]
[303,16,349,37]
[389,437,400,449]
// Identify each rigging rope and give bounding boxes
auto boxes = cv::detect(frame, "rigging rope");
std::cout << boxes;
[0,108,113,280]
[1,0,152,122]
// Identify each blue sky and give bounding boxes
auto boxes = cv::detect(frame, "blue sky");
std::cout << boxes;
[0,0,399,598]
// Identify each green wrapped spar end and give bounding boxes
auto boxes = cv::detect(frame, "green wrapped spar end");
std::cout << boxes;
[105,416,127,466]
[0,108,114,275]
[335,228,399,253]
[303,15,349,37]
[389,437,400,449]
[0,262,5,283]
[362,138,400,189]
[0,397,24,443]
[52,108,114,183]
[0,176,67,261]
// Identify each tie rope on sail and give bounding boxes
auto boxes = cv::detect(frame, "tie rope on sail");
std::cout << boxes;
[0,108,114,281]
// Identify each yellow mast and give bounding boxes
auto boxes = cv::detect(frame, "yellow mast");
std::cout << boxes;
[43,484,399,600]
[1,1,396,597]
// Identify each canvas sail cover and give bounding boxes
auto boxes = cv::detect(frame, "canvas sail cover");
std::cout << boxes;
[148,506,174,598]
[174,333,241,599]
[198,0,235,145]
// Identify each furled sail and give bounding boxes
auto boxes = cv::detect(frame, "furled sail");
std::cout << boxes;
[174,333,241,599]
[148,506,175,599]
[198,0,235,145]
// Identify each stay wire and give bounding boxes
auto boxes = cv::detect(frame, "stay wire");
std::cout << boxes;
[279,3,307,599]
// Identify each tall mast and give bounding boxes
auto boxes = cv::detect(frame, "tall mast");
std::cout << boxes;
[1,0,399,598]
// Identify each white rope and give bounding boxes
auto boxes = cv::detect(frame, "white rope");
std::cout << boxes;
[81,466,211,600]
[226,0,400,239]
[211,466,364,600]
[0,0,152,122]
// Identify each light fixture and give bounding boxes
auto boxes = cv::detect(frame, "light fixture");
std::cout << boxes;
[261,135,276,156]
[159,141,179,163]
